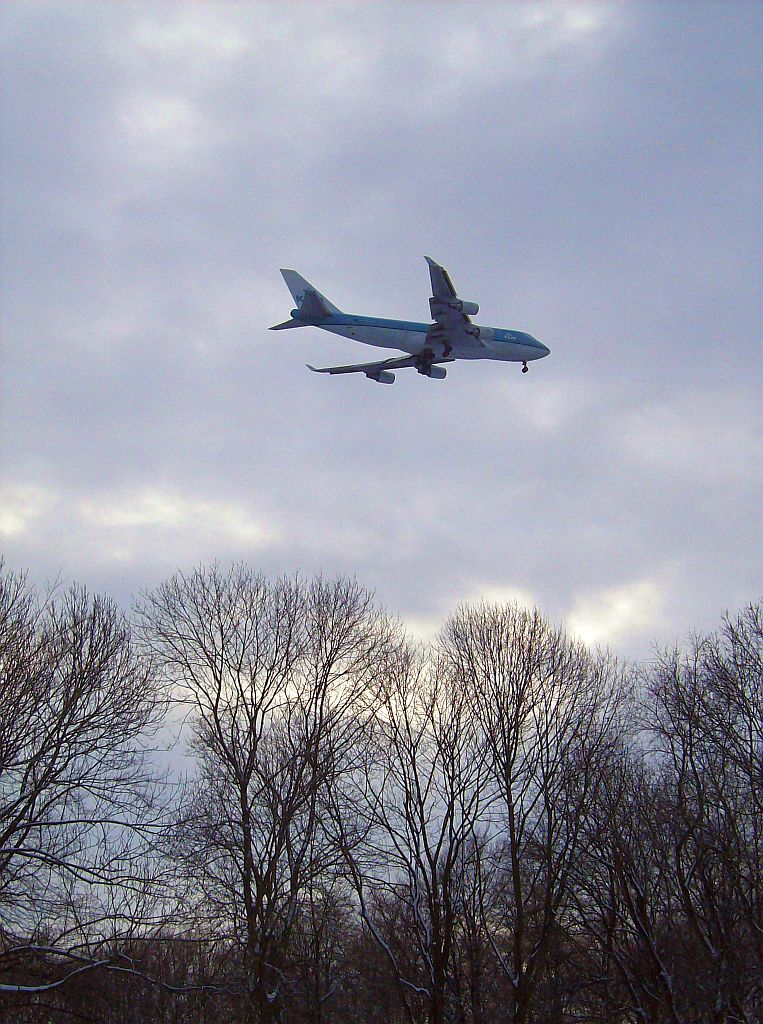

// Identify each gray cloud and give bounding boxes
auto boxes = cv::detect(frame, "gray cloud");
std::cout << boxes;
[2,1,761,658]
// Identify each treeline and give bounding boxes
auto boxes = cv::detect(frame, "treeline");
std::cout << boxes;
[0,562,760,1024]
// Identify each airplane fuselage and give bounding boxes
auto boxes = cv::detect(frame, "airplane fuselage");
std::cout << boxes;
[300,312,550,364]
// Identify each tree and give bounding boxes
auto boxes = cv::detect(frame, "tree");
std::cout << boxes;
[136,566,396,1024]
[335,644,491,1024]
[571,603,763,1024]
[644,603,763,1023]
[284,875,356,1024]
[441,602,627,1024]
[571,746,689,1024]
[0,562,169,998]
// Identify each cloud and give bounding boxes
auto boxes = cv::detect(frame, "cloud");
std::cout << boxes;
[567,577,667,648]
[404,615,443,647]
[79,490,274,561]
[119,92,211,168]
[1,1,761,661]
[0,485,51,538]
[491,378,590,434]
[616,391,763,485]
[467,583,539,612]
[130,9,250,64]
[408,2,623,107]
[1,482,272,592]
[403,582,539,648]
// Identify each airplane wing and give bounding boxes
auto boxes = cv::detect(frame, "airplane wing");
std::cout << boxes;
[424,256,484,349]
[425,256,458,300]
[307,353,454,382]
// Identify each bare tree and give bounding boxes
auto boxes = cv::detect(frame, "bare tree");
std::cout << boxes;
[569,604,763,1024]
[285,874,356,1024]
[643,603,763,1023]
[135,565,395,1024]
[571,745,691,1024]
[0,562,169,997]
[440,602,627,1024]
[334,643,491,1024]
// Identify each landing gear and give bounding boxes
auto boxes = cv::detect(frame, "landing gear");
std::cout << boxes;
[416,347,435,375]
[522,362,529,374]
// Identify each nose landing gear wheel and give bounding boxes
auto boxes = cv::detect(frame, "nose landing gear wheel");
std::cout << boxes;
[522,362,529,373]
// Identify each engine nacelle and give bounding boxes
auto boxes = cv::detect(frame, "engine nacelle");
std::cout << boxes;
[452,299,479,316]
[366,370,395,384]
[425,365,447,380]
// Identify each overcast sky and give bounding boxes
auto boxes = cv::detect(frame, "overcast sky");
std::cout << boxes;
[2,1,761,659]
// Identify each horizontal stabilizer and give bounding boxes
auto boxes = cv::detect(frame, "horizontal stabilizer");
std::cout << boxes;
[269,318,304,331]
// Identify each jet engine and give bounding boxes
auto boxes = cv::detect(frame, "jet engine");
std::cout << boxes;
[366,370,395,384]
[451,299,479,316]
[421,365,447,380]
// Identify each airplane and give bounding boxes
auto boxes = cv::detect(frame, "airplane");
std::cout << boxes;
[270,257,550,384]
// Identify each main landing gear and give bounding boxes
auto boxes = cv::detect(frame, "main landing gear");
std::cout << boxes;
[416,348,435,375]
[522,362,529,374]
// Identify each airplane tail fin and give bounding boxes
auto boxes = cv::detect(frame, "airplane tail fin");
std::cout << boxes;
[280,270,342,318]
[269,269,343,331]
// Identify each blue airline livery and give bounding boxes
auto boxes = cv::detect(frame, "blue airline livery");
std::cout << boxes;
[270,257,550,384]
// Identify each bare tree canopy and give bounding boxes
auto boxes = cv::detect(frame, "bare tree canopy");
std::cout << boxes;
[440,602,629,1024]
[641,603,763,1022]
[0,561,170,997]
[334,642,491,1024]
[135,565,399,1024]
[2,562,760,1024]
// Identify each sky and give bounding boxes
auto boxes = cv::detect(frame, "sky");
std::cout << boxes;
[1,1,761,660]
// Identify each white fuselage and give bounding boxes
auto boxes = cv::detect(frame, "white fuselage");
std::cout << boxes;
[317,314,550,364]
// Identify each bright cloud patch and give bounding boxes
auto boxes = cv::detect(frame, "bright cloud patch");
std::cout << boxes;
[120,92,208,165]
[79,491,273,562]
[567,578,665,648]
[0,485,50,538]
[402,583,539,648]
[405,615,444,647]
[519,1,619,52]
[131,10,250,63]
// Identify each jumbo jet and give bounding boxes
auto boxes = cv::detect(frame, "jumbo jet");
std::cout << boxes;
[270,257,549,384]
